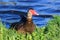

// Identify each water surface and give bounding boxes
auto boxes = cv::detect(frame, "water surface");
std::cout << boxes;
[0,0,60,28]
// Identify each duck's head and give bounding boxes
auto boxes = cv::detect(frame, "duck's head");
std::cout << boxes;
[27,8,39,21]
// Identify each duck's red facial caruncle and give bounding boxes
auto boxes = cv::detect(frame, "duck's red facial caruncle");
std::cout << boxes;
[29,9,39,15]
[27,9,39,21]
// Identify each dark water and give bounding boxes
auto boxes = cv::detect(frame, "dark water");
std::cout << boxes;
[0,0,60,28]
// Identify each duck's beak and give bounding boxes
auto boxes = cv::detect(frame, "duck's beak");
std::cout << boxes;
[29,9,39,15]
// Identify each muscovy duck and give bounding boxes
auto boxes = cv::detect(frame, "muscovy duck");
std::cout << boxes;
[10,8,39,34]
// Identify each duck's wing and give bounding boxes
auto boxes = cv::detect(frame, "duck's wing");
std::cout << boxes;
[10,16,26,29]
[10,22,19,29]
[20,15,27,22]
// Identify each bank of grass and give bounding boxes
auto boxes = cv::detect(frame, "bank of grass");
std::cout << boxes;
[0,15,60,40]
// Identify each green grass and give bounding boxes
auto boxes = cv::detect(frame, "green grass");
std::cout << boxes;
[0,15,60,40]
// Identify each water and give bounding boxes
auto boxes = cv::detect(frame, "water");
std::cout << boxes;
[0,0,60,28]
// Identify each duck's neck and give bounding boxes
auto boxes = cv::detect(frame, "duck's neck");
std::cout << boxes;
[26,18,33,23]
[26,11,33,23]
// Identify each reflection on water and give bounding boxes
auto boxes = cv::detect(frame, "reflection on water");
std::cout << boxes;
[0,0,60,28]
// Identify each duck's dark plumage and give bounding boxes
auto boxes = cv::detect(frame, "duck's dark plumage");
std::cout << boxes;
[10,15,27,30]
[10,8,39,34]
